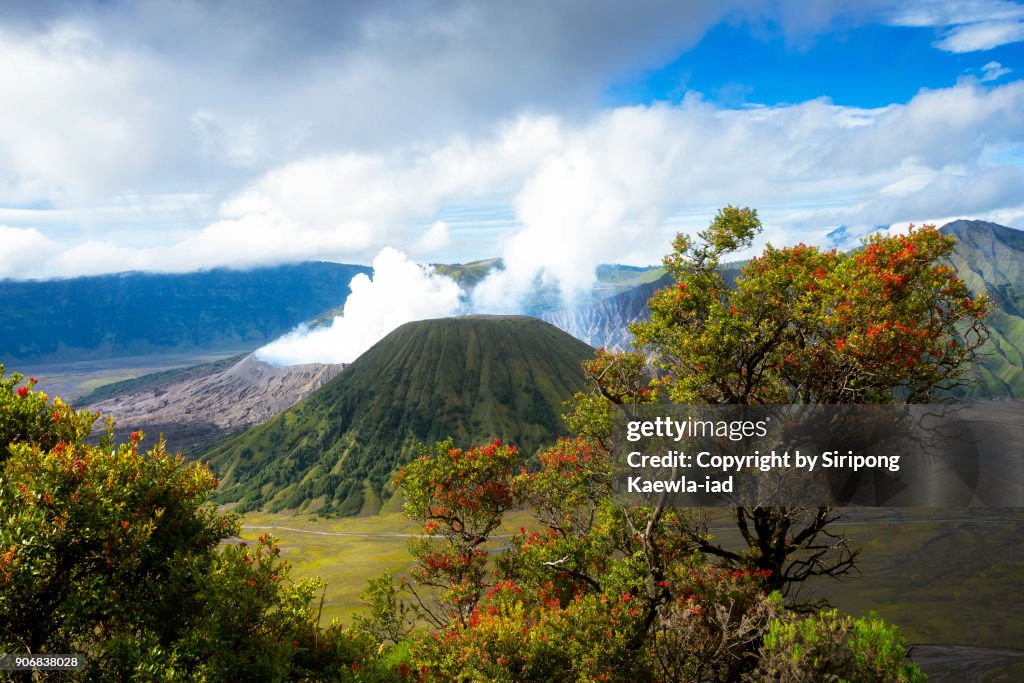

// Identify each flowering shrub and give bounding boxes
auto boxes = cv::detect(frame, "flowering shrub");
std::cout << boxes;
[0,365,98,462]
[635,210,989,406]
[384,432,924,681]
[0,368,386,681]
[408,581,648,682]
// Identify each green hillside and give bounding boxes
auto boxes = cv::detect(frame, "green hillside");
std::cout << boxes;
[940,220,1024,399]
[204,315,593,516]
[432,258,504,289]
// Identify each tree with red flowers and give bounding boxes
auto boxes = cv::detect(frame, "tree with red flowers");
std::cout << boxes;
[361,206,959,680]
[385,428,924,681]
[395,437,524,628]
[591,206,991,597]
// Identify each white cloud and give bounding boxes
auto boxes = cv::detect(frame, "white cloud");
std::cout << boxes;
[0,226,59,279]
[476,81,1024,309]
[0,1,1019,215]
[254,247,464,365]
[883,0,1024,52]
[0,24,170,203]
[0,1,755,210]
[190,110,266,167]
[2,1,1024,287]
[937,20,1024,51]
[416,221,452,254]
[1,80,1022,292]
[981,60,1013,81]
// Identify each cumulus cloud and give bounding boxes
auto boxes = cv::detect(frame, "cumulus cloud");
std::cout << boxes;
[0,226,59,279]
[12,1,1017,208]
[415,221,452,254]
[2,79,1022,292]
[0,1,754,207]
[2,1,1023,286]
[475,80,1024,308]
[254,247,464,365]
[0,24,171,203]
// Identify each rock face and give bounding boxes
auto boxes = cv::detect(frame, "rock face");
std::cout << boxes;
[89,354,344,452]
[540,274,671,350]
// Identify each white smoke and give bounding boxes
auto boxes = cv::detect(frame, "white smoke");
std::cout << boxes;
[255,247,464,365]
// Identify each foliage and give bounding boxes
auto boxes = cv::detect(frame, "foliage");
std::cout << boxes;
[366,207,956,680]
[352,571,421,648]
[378,432,924,681]
[573,206,992,599]
[0,366,394,681]
[397,438,524,627]
[753,610,927,683]
[0,367,97,463]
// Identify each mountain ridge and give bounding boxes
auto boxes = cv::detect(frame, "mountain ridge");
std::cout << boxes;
[0,261,371,363]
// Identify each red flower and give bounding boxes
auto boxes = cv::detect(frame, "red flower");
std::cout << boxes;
[16,386,28,398]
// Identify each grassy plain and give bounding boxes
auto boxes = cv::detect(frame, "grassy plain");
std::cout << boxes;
[235,509,535,626]
[237,507,1024,652]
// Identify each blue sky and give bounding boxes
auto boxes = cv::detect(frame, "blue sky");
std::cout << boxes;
[0,0,1022,298]
[609,21,1022,108]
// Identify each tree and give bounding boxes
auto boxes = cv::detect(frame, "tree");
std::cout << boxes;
[384,431,925,682]
[592,206,991,598]
[0,365,384,681]
[363,207,955,680]
[393,438,524,628]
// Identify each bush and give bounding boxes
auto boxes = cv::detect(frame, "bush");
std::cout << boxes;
[0,365,391,681]
[753,610,926,682]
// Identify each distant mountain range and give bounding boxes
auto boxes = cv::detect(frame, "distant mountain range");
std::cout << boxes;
[0,262,370,363]
[7,219,1018,518]
[541,220,1024,398]
[541,273,671,350]
[204,316,593,516]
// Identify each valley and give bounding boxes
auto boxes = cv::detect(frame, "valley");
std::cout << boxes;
[21,348,253,403]
[231,506,1024,680]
